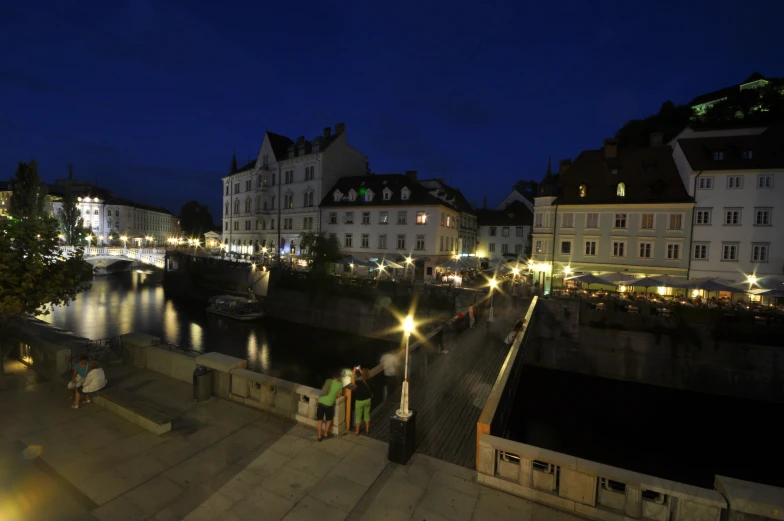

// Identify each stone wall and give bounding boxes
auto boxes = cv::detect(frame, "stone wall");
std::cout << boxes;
[3,318,91,382]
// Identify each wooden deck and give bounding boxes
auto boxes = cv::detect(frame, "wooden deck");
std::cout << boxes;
[367,296,528,469]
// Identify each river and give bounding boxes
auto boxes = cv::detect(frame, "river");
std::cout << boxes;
[38,271,396,388]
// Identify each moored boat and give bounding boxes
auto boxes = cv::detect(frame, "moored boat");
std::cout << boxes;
[206,295,264,321]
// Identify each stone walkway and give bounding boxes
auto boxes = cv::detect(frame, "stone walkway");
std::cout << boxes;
[0,365,583,521]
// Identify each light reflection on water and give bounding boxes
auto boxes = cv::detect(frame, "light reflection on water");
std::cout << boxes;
[38,271,394,387]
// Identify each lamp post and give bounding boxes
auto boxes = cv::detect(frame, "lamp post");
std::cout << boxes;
[488,278,497,322]
[120,235,128,250]
[397,315,415,418]
[563,265,572,289]
[389,314,417,465]
[405,256,413,281]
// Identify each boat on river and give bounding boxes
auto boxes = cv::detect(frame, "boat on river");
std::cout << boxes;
[206,295,265,321]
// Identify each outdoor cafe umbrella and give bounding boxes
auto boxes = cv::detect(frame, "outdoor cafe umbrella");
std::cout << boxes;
[336,255,372,267]
[627,275,684,289]
[757,288,784,298]
[437,257,474,271]
[601,272,636,283]
[373,258,404,270]
[679,278,740,293]
[565,273,616,289]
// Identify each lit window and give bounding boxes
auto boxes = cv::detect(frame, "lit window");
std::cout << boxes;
[640,214,654,229]
[578,184,587,198]
[668,214,683,230]
[586,213,598,228]
[417,211,427,224]
[616,183,626,197]
[712,151,724,160]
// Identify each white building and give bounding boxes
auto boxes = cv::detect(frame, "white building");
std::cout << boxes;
[221,123,368,256]
[531,140,694,293]
[476,200,532,263]
[418,178,478,255]
[671,126,784,282]
[320,173,461,281]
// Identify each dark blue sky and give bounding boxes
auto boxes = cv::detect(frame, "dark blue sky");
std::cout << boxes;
[2,2,781,220]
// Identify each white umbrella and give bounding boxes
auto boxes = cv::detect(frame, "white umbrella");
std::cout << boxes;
[438,257,474,271]
[601,272,637,283]
[628,275,684,288]
[566,274,616,287]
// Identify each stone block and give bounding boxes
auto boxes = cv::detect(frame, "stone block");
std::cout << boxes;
[715,475,782,519]
[196,352,247,372]
[559,468,596,506]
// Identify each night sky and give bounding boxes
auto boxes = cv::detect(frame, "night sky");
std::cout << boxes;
[2,2,781,220]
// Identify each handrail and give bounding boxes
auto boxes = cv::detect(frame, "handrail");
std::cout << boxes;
[476,295,538,467]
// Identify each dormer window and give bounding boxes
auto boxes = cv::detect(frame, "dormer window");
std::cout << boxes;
[383,188,392,200]
[365,189,374,202]
[333,190,342,202]
[578,184,587,198]
[713,151,724,161]
[616,182,626,197]
[401,187,410,201]
[348,189,357,201]
[742,149,755,160]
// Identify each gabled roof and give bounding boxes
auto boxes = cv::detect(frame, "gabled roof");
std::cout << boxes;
[266,131,295,161]
[320,174,453,208]
[418,178,475,215]
[555,145,692,205]
[236,159,257,174]
[677,125,784,171]
[476,200,532,226]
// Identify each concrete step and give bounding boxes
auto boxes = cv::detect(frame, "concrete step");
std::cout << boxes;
[93,387,175,435]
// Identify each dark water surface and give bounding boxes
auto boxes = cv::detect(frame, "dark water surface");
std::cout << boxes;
[38,271,396,388]
[508,366,783,489]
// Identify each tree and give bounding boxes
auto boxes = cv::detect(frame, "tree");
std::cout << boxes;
[57,176,85,246]
[9,160,48,220]
[179,201,215,241]
[615,101,693,147]
[299,231,341,274]
[697,82,784,128]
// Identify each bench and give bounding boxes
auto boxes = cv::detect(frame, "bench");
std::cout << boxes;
[93,387,175,435]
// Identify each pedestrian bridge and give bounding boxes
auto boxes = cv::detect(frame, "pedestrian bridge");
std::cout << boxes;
[58,246,166,269]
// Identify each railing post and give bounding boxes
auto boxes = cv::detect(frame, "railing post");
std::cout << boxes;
[624,485,643,518]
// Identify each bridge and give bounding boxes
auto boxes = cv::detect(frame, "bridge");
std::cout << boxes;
[58,246,166,269]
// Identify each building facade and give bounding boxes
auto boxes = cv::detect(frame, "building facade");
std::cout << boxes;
[320,174,461,281]
[671,126,784,281]
[476,200,532,263]
[221,123,368,256]
[418,178,477,255]
[531,140,694,293]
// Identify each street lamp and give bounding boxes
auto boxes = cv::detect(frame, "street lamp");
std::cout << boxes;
[488,278,498,322]
[563,265,572,289]
[397,315,415,419]
[120,235,128,249]
[85,235,93,246]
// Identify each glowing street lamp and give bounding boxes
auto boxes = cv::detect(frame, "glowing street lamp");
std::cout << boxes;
[747,275,758,286]
[85,235,93,246]
[488,278,498,322]
[120,235,128,249]
[397,315,415,419]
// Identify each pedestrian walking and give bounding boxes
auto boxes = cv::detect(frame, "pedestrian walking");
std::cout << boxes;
[351,367,372,436]
[316,372,343,441]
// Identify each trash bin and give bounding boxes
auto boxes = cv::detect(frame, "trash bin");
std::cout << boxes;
[193,366,213,402]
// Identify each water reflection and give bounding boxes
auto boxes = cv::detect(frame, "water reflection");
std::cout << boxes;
[39,271,394,387]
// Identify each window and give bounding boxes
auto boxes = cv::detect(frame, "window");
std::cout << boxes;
[361,234,369,248]
[695,209,712,225]
[534,240,542,254]
[614,213,627,228]
[245,180,251,191]
[724,209,741,225]
[722,243,739,261]
[416,235,425,250]
[362,212,371,224]
[344,234,353,248]
[271,196,275,209]
[446,215,452,227]
[515,227,523,237]
[584,241,597,256]
[440,213,445,226]
[397,211,407,225]
[379,234,387,248]
[638,242,653,259]
[742,150,755,160]
[383,189,391,201]
[616,182,626,197]
[329,212,337,224]
[501,244,509,254]
[396,234,406,249]
[515,244,523,254]
[693,243,709,260]
[489,227,497,236]
[640,214,654,229]
[562,213,574,228]
[698,177,713,189]
[379,211,388,224]
[308,192,314,207]
[612,241,626,257]
[586,213,599,228]
[255,220,259,230]
[245,199,251,213]
[666,243,680,260]
[560,241,572,255]
[758,175,773,188]
[712,151,724,161]
[668,214,683,230]
[233,221,239,231]
[270,219,275,229]
[754,208,771,226]
[752,244,769,262]
[333,191,342,202]
[115,210,119,216]
[305,217,313,230]
[578,184,587,198]
[271,174,276,186]
[233,200,239,214]
[727,176,743,189]
[501,227,509,237]
[401,188,410,201]
[364,189,373,202]
[234,182,240,193]
[534,213,543,228]
[488,243,496,253]
[224,222,228,231]
[225,185,229,196]
[416,211,427,224]
[245,220,251,230]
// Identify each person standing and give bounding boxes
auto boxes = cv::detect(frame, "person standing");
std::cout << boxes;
[316,372,343,441]
[351,367,372,436]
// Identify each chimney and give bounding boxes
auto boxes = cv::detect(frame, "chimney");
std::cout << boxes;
[649,132,664,146]
[323,127,331,138]
[603,138,618,159]
[405,170,418,181]
[334,122,345,134]
[559,159,572,174]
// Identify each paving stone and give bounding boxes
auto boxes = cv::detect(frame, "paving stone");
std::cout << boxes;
[429,470,481,498]
[80,468,137,505]
[308,473,369,511]
[328,444,387,487]
[113,454,168,486]
[243,447,291,476]
[409,506,452,521]
[214,469,267,501]
[163,455,232,487]
[267,433,314,457]
[122,475,185,516]
[373,476,425,515]
[93,494,149,521]
[282,495,348,521]
[230,487,296,521]
[262,465,321,502]
[472,487,534,521]
[355,500,412,521]
[144,438,202,466]
[416,483,477,521]
[182,491,236,521]
[288,444,345,480]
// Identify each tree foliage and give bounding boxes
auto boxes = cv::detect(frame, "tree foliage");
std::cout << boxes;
[299,231,341,273]
[9,160,48,220]
[57,179,85,246]
[179,201,215,241]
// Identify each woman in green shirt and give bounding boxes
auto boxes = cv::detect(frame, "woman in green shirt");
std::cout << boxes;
[352,367,372,436]
[317,372,343,442]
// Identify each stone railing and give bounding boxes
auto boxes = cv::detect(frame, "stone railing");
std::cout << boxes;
[477,434,726,521]
[58,246,166,268]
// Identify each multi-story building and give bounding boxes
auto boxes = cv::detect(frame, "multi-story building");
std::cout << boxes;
[320,173,461,281]
[418,178,477,255]
[221,123,368,256]
[671,126,784,281]
[531,139,694,293]
[476,200,532,263]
